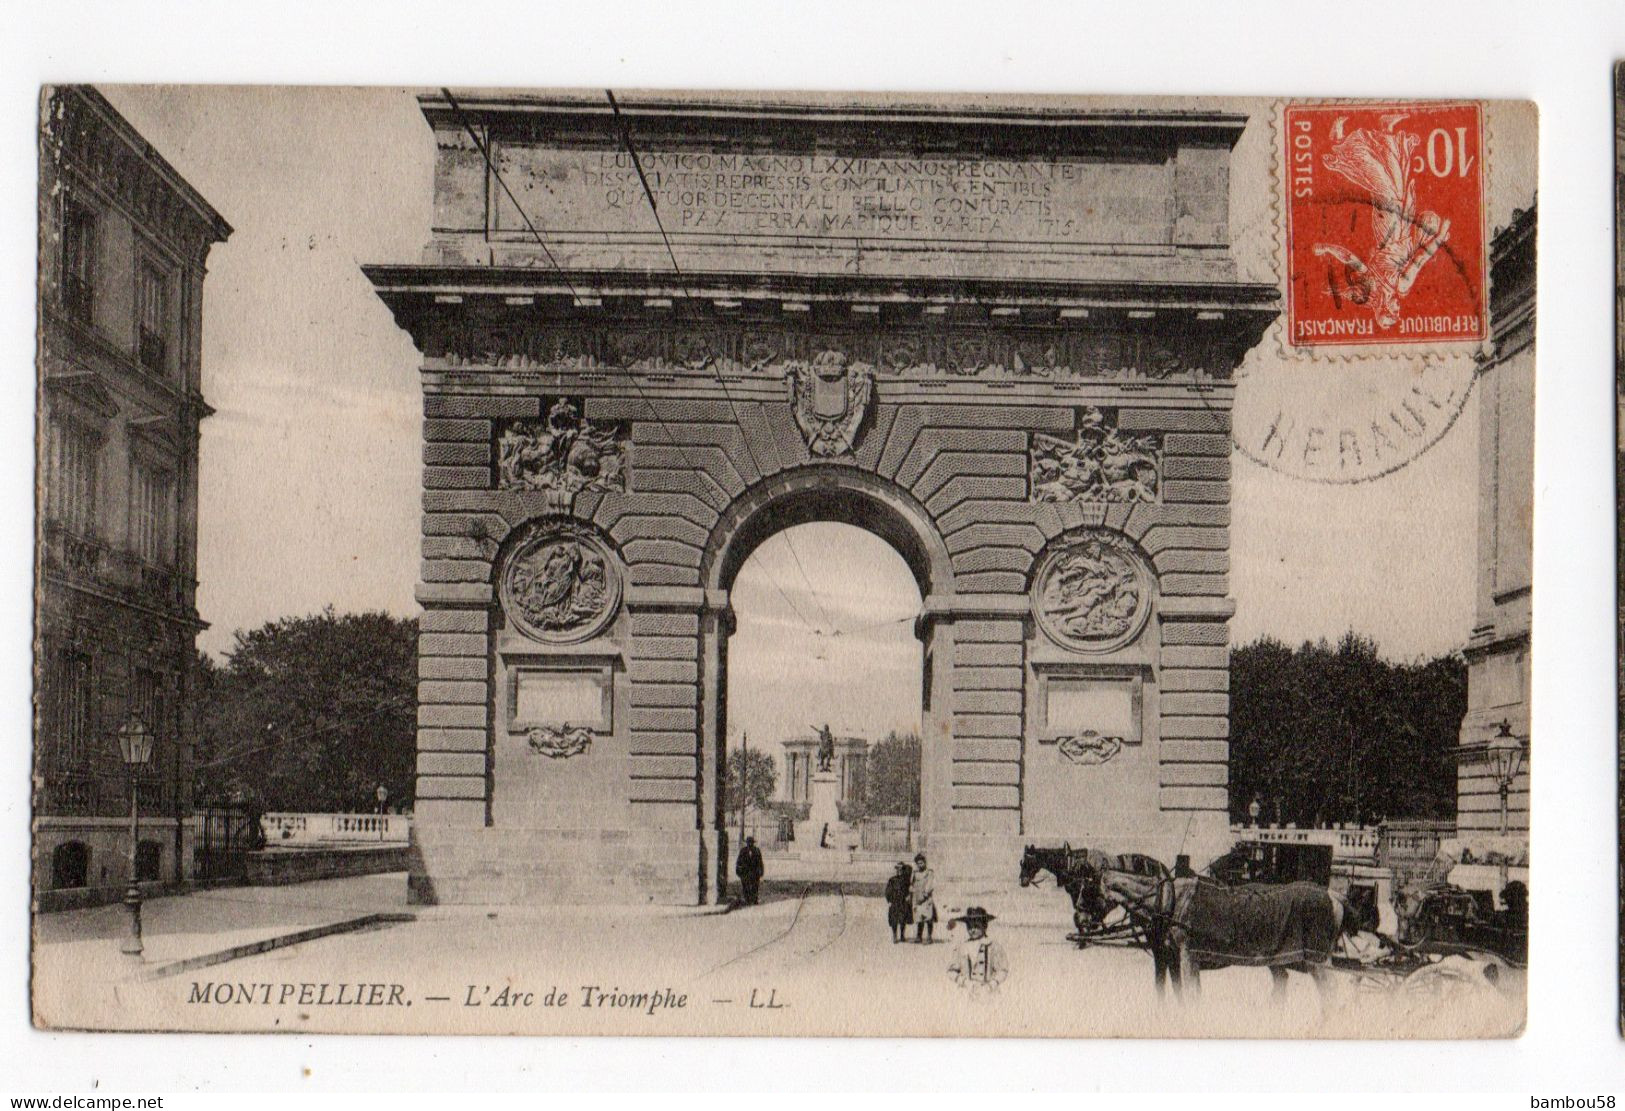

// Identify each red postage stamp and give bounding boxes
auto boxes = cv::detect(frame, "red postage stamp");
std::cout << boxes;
[1283,102,1486,349]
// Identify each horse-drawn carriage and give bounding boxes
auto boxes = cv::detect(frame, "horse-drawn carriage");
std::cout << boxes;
[1018,842,1522,1003]
[1400,881,1527,963]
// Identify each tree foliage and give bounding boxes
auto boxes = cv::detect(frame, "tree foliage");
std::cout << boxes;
[1229,633,1465,827]
[863,731,921,818]
[192,609,418,813]
[724,746,778,813]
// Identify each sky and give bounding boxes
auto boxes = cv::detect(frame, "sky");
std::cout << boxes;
[100,85,1495,749]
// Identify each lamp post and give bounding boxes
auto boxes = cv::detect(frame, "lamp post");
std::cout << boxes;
[375,784,389,842]
[1486,719,1527,836]
[738,732,748,850]
[116,714,153,958]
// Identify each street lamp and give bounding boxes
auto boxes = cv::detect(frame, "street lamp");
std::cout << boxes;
[375,784,390,842]
[116,714,153,958]
[1486,719,1527,836]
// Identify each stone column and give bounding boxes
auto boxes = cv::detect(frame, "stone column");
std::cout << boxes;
[693,594,733,903]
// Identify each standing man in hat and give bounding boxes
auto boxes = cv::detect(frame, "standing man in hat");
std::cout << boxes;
[884,862,913,943]
[946,907,1008,993]
[735,835,764,906]
[911,853,937,944]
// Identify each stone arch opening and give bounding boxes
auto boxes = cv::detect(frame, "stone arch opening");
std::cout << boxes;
[723,520,927,868]
[705,467,952,600]
[702,469,952,891]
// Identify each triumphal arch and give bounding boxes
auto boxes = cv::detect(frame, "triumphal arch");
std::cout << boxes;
[367,92,1277,904]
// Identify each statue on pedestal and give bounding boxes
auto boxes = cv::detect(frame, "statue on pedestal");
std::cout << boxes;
[814,723,836,773]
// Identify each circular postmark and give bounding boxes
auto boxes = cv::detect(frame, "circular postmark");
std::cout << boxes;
[1222,341,1480,485]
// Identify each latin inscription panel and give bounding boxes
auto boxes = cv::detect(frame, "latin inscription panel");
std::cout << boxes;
[492,146,1176,246]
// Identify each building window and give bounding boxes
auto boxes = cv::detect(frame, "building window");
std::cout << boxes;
[56,649,95,769]
[131,668,170,791]
[129,459,173,565]
[136,261,169,373]
[60,202,96,324]
[46,419,99,537]
[132,668,168,742]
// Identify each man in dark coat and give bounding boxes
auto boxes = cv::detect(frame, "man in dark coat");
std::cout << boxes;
[735,836,764,906]
[885,862,913,943]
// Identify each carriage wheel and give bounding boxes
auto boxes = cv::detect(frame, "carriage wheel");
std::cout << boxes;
[1401,962,1484,1008]
[1342,969,1391,996]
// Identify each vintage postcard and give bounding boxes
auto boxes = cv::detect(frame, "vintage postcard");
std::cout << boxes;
[31,86,1534,1037]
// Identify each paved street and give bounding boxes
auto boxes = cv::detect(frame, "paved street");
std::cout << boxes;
[32,873,1521,1038]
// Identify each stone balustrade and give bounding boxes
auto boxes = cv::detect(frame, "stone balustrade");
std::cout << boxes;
[261,812,411,846]
[1230,824,1379,861]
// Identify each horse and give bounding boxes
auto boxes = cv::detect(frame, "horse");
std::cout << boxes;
[1018,844,1093,930]
[1092,865,1349,1005]
[1019,844,1180,995]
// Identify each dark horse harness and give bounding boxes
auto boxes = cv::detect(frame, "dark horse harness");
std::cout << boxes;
[1097,869,1175,927]
[1024,847,1172,939]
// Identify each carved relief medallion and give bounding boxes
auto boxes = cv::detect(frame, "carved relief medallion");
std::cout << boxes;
[1031,406,1161,504]
[1031,531,1153,653]
[601,328,658,369]
[1013,336,1065,377]
[740,333,784,373]
[786,349,874,456]
[880,335,925,374]
[943,336,991,376]
[501,525,622,643]
[497,399,627,498]
[671,331,718,371]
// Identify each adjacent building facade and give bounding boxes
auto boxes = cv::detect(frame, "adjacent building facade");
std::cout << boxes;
[368,92,1277,905]
[1457,205,1534,838]
[34,87,231,906]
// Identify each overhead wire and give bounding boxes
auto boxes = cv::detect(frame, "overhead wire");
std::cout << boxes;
[605,89,839,639]
[772,531,840,635]
[441,90,580,303]
[440,88,828,642]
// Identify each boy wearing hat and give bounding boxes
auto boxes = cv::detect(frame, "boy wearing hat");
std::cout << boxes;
[946,907,1008,993]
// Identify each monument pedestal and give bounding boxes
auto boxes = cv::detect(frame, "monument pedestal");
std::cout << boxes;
[795,771,857,850]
